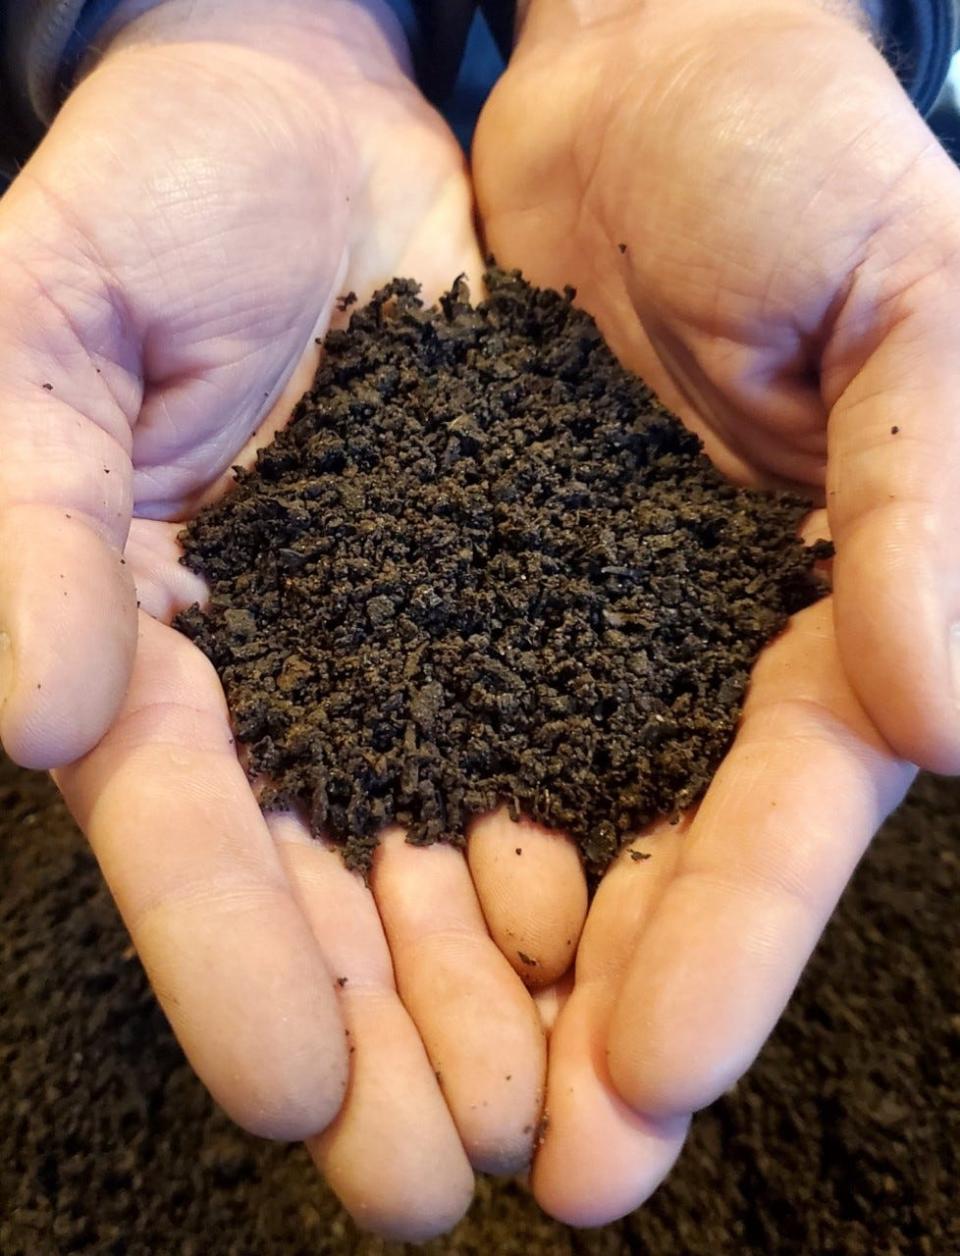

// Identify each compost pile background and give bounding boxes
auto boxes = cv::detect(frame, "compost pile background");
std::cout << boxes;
[177,270,826,872]
[3,756,958,1255]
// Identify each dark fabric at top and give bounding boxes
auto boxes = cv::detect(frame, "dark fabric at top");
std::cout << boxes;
[416,0,514,99]
[1,0,960,181]
[888,0,960,113]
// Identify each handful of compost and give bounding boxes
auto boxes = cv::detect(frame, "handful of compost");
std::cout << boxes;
[176,270,829,875]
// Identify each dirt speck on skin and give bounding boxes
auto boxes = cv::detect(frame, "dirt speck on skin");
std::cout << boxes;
[176,269,828,876]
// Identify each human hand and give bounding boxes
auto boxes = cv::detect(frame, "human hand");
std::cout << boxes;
[0,0,586,1238]
[1,0,484,765]
[471,0,942,1222]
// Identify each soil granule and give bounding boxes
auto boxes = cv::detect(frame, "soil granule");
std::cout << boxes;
[3,755,957,1254]
[175,270,827,873]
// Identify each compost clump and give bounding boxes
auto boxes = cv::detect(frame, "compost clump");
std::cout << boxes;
[176,269,828,874]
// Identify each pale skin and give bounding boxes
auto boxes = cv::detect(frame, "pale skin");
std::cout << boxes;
[0,0,951,1239]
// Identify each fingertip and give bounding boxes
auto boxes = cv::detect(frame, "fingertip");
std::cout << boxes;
[324,1144,473,1245]
[531,987,688,1228]
[213,1044,349,1144]
[346,1196,472,1245]
[318,1164,473,1245]
[468,809,588,988]
[309,993,475,1242]
[454,1092,541,1179]
[135,891,350,1143]
[604,871,806,1123]
[534,1138,682,1231]
[606,1025,731,1123]
[832,494,960,775]
[835,574,960,774]
[0,510,137,768]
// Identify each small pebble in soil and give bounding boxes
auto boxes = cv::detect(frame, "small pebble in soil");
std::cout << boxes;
[175,269,829,876]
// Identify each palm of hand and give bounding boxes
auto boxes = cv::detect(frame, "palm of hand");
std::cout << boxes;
[476,6,936,487]
[470,5,928,1222]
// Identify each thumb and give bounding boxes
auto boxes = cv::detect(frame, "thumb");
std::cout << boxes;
[0,184,140,769]
[825,151,960,773]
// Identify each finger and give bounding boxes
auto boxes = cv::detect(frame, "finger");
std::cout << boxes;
[799,507,830,547]
[371,829,546,1173]
[607,600,916,1119]
[0,201,141,766]
[800,508,833,583]
[824,162,960,773]
[532,971,574,1036]
[125,518,208,623]
[270,816,473,1242]
[54,613,348,1139]
[483,810,684,1038]
[533,986,689,1226]
[532,822,688,1225]
[577,821,688,986]
[467,808,588,988]
[0,508,137,768]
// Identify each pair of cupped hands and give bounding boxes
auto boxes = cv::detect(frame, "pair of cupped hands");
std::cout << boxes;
[1,0,958,1238]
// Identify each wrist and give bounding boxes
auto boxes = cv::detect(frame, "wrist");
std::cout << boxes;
[85,0,415,99]
[517,0,876,42]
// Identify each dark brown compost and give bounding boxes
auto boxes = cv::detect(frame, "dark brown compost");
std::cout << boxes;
[175,270,828,874]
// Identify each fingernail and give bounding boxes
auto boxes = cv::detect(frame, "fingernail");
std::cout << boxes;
[0,630,11,709]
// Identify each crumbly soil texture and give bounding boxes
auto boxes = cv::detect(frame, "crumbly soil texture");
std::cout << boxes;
[176,269,827,874]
